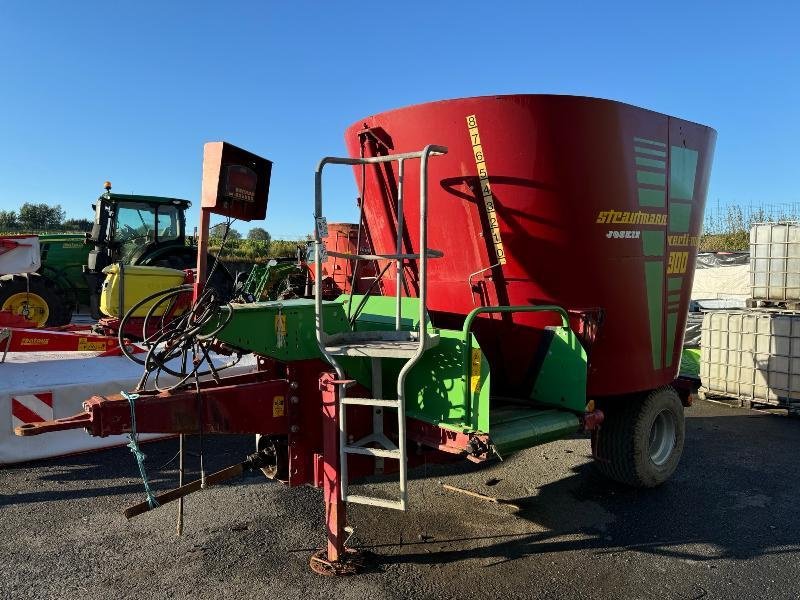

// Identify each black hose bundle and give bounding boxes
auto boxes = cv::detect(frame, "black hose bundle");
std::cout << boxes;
[118,218,242,392]
[117,283,239,392]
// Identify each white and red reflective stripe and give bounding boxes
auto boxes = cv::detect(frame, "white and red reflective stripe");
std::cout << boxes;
[11,392,54,429]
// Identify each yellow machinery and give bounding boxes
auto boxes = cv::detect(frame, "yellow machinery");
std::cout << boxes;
[100,265,187,318]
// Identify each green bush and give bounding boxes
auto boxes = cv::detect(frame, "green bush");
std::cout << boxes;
[700,204,800,252]
[208,238,306,263]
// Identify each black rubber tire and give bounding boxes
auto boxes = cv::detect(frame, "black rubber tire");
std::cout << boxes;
[0,273,73,327]
[594,386,685,488]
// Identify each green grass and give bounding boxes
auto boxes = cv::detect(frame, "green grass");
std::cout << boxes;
[680,348,701,378]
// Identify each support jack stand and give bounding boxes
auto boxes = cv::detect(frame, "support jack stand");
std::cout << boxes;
[309,548,372,576]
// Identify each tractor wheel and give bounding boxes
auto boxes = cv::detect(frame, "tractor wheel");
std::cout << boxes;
[0,274,73,327]
[593,386,685,488]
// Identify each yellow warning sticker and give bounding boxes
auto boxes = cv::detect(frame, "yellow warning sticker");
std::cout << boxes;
[78,337,107,351]
[465,115,506,264]
[273,395,285,418]
[470,347,482,393]
[274,314,287,348]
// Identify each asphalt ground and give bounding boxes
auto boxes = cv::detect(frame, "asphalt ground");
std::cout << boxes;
[1,398,799,600]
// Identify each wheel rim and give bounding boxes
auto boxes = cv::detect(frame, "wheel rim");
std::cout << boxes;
[648,408,677,466]
[1,292,49,327]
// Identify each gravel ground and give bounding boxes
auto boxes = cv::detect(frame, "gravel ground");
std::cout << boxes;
[1,398,799,600]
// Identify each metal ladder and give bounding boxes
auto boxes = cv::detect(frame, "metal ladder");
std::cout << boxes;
[313,144,447,510]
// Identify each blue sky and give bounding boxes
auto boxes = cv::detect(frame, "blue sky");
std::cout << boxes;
[0,1,798,237]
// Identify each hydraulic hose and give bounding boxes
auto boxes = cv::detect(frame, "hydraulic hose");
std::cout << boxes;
[117,283,237,391]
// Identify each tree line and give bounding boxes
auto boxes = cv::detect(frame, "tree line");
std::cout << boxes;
[0,203,92,231]
[208,223,271,243]
[207,223,307,261]
[1,202,304,262]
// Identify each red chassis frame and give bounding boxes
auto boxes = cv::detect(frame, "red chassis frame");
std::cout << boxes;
[16,358,482,565]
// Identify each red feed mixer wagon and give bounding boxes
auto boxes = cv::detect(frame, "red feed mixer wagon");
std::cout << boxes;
[18,95,715,573]
[348,94,714,399]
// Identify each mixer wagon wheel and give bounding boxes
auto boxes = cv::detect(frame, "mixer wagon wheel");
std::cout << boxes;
[593,386,685,488]
[0,274,72,327]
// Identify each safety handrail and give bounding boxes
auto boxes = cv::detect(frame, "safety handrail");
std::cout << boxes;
[395,144,445,415]
[460,304,572,425]
[313,145,447,382]
[313,144,448,510]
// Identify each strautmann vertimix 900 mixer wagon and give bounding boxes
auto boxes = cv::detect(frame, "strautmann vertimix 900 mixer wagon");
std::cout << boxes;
[18,94,716,573]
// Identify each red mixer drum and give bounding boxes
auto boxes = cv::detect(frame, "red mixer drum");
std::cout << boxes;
[344,94,715,398]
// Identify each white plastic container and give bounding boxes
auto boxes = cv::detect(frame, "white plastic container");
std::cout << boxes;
[700,310,800,406]
[750,222,800,302]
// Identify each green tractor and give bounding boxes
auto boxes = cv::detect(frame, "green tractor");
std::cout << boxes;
[83,182,233,318]
[0,232,87,327]
[0,183,233,326]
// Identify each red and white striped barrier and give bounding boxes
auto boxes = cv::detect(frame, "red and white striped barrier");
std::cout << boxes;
[11,391,54,429]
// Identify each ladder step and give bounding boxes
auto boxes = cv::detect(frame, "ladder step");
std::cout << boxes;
[325,332,439,358]
[325,340,420,358]
[341,397,400,407]
[344,494,406,510]
[343,445,402,459]
[326,329,419,344]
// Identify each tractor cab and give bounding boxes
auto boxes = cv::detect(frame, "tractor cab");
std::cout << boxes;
[100,196,188,263]
[84,183,195,318]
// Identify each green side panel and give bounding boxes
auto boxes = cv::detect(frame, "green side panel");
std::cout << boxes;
[642,231,665,257]
[644,261,664,370]
[668,277,683,292]
[668,292,681,303]
[404,329,490,433]
[346,294,424,331]
[637,188,665,207]
[529,326,587,413]
[215,293,487,432]
[212,298,351,361]
[38,233,92,304]
[635,146,667,157]
[665,311,678,368]
[488,408,580,457]
[38,233,90,266]
[215,294,428,363]
[680,348,701,378]
[669,202,692,233]
[669,146,699,201]
[636,170,666,186]
[634,137,666,147]
[635,156,666,169]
